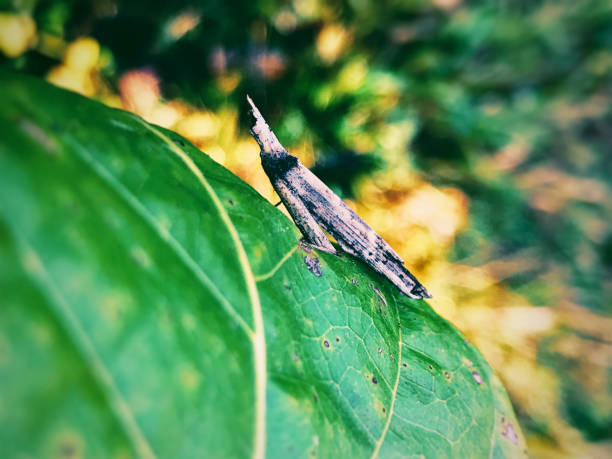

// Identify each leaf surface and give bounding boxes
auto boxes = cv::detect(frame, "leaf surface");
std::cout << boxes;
[0,73,526,458]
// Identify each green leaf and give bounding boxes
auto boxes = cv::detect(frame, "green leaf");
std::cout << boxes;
[0,72,526,458]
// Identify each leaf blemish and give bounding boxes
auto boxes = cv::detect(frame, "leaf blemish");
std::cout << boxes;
[370,284,387,307]
[472,371,483,385]
[54,431,83,459]
[304,255,322,277]
[299,240,313,253]
[294,354,300,361]
[130,246,152,268]
[501,418,519,445]
[323,339,330,348]
[444,371,451,380]
[371,376,378,384]
[228,199,234,206]
[172,138,185,147]
[19,118,58,155]
[335,337,340,343]
[351,279,359,286]
[428,364,434,370]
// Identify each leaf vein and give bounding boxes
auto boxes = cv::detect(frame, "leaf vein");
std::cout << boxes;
[65,133,253,337]
[369,320,402,458]
[254,243,299,281]
[137,122,267,459]
[15,237,157,459]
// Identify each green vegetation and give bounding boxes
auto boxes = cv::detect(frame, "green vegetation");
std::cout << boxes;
[1,73,525,457]
[1,0,611,456]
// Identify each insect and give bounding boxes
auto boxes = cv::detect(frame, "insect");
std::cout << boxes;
[247,96,431,299]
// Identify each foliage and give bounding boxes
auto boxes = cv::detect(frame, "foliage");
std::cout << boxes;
[0,0,611,456]
[0,72,527,458]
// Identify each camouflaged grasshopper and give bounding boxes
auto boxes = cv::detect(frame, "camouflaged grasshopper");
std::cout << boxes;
[247,96,431,299]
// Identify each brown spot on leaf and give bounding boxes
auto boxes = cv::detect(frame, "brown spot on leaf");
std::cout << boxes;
[472,371,483,385]
[372,376,378,384]
[60,443,77,458]
[351,279,359,286]
[54,431,83,459]
[501,419,519,445]
[173,138,185,147]
[335,337,340,343]
[323,340,330,348]
[304,255,322,276]
[299,240,313,253]
[228,199,234,206]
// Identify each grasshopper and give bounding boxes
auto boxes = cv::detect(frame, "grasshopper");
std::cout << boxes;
[247,96,430,299]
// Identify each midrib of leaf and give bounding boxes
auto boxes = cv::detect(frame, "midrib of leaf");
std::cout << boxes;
[135,120,267,459]
[56,111,266,457]
[369,326,402,459]
[13,236,156,459]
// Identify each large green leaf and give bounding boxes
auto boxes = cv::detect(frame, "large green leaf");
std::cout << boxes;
[0,72,526,458]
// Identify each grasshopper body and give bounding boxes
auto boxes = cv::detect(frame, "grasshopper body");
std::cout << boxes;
[248,96,430,299]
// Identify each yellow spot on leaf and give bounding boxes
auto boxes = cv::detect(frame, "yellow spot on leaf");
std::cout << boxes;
[30,321,53,346]
[52,430,84,459]
[130,246,152,269]
[179,364,201,391]
[22,249,42,274]
[181,313,196,331]
[99,292,130,322]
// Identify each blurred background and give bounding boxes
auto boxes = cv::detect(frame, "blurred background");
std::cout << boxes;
[1,0,611,456]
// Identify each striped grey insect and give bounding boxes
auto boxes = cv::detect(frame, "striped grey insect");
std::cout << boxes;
[247,96,431,299]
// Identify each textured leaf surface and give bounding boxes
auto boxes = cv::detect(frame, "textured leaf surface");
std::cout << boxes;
[0,73,526,458]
